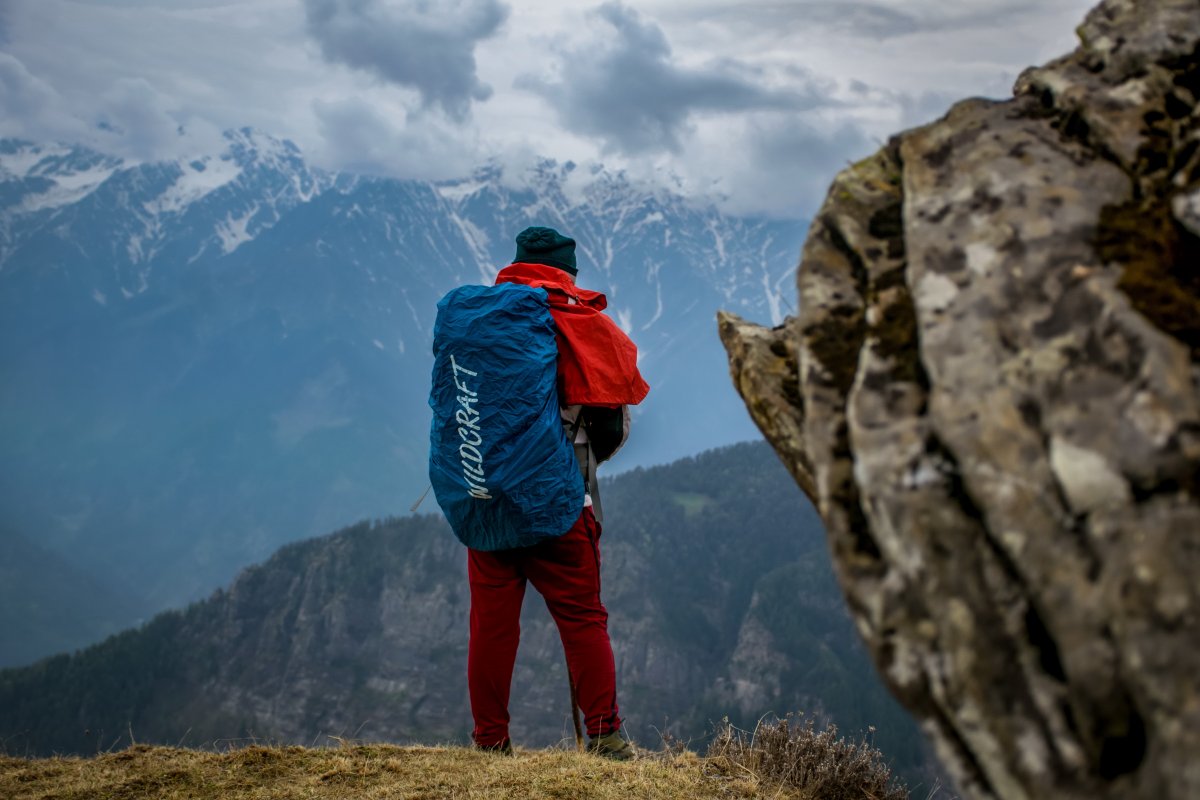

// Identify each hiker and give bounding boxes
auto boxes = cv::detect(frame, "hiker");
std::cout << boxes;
[428,226,649,759]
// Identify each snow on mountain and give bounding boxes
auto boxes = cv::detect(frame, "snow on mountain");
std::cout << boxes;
[0,129,334,290]
[143,155,244,216]
[0,141,69,179]
[0,141,126,214]
[0,132,799,410]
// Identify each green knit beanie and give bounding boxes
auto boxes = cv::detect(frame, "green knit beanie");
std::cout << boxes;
[513,226,578,275]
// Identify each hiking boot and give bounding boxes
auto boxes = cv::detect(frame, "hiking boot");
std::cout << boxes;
[586,731,635,761]
[475,739,513,756]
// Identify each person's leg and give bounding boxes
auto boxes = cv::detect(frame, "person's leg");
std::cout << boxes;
[525,508,621,737]
[467,548,526,748]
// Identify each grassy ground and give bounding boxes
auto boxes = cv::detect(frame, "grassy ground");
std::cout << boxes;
[0,742,787,800]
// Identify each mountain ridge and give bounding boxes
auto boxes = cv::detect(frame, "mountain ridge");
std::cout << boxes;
[0,129,808,655]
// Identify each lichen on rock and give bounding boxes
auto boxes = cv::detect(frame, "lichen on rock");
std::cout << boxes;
[718,2,1200,799]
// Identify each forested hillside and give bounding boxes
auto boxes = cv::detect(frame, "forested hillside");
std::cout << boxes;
[0,528,140,668]
[0,443,928,781]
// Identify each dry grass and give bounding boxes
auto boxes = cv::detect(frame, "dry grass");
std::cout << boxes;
[0,719,919,800]
[0,741,787,800]
[705,716,909,800]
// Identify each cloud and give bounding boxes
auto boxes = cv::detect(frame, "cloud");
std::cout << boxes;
[0,50,224,161]
[675,1,1045,42]
[689,113,877,219]
[303,0,508,121]
[0,53,63,128]
[0,0,1098,217]
[93,78,188,159]
[0,52,93,143]
[780,2,923,39]
[516,2,831,155]
[312,96,478,181]
[0,50,229,162]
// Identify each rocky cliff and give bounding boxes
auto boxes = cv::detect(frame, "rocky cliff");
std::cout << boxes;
[719,1,1200,799]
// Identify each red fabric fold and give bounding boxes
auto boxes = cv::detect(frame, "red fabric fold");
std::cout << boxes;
[495,263,650,406]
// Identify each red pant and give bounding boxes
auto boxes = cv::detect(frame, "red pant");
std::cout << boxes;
[467,507,621,747]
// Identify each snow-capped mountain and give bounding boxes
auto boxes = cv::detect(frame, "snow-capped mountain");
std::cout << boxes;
[0,130,806,653]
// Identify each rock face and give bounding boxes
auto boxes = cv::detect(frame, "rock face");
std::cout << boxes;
[719,2,1200,799]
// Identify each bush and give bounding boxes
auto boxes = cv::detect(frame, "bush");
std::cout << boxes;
[705,714,909,800]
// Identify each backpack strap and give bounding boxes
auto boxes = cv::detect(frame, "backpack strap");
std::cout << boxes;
[585,440,603,523]
[565,407,603,524]
[571,438,602,524]
[567,408,585,444]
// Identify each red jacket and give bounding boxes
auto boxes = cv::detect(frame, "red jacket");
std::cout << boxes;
[495,263,649,407]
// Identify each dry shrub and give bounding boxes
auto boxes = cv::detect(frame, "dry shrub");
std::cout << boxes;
[705,715,909,800]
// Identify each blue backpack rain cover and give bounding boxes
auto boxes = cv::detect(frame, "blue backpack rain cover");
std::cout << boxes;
[428,282,584,550]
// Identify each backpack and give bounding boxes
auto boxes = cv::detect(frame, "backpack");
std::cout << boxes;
[427,282,584,550]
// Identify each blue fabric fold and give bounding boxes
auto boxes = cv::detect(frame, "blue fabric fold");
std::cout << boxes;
[428,283,584,550]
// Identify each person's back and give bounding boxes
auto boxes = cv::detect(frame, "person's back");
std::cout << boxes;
[459,226,648,757]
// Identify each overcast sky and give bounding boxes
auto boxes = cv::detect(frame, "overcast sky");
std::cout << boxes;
[1,0,1096,218]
